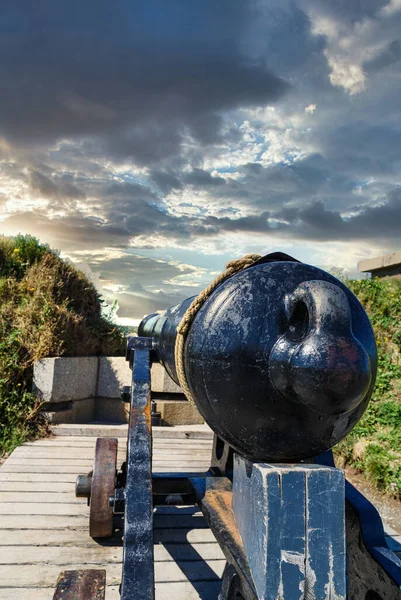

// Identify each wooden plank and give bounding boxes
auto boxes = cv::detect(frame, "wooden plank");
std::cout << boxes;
[0,527,217,546]
[0,542,225,565]
[50,426,213,440]
[0,559,226,586]
[0,502,89,515]
[7,455,210,470]
[0,515,89,529]
[0,473,78,482]
[21,438,213,447]
[158,581,222,599]
[0,465,208,473]
[0,513,208,530]
[0,503,205,517]
[0,492,82,503]
[0,582,222,600]
[0,482,75,492]
[11,448,211,458]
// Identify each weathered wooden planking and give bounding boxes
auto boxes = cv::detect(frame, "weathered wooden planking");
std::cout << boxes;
[0,492,82,503]
[0,503,205,519]
[0,542,225,565]
[5,458,209,467]
[21,439,213,448]
[0,481,76,492]
[50,424,213,439]
[0,559,226,586]
[0,527,217,546]
[12,447,212,458]
[0,472,80,482]
[0,465,209,473]
[0,511,209,531]
[0,430,221,599]
[0,582,222,600]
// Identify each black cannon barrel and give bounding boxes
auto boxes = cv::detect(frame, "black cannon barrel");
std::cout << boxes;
[139,256,377,462]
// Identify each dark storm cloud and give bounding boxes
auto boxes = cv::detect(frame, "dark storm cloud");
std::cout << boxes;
[30,170,85,200]
[0,0,289,163]
[3,212,130,252]
[201,189,401,243]
[149,170,183,195]
[364,39,401,73]
[184,168,226,187]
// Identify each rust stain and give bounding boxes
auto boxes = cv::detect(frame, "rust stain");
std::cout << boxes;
[204,490,243,548]
[53,570,106,599]
[130,391,152,431]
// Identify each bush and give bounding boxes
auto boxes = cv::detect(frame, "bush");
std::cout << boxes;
[0,234,126,456]
[334,277,401,496]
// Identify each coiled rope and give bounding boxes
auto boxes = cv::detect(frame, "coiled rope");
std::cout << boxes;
[174,253,262,405]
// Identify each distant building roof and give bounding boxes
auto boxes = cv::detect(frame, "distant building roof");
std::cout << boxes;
[358,250,401,276]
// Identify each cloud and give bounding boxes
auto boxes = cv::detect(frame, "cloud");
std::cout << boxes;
[1,0,401,319]
[0,0,289,165]
[304,0,401,95]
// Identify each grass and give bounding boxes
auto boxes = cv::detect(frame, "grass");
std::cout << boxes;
[0,234,126,456]
[335,277,401,497]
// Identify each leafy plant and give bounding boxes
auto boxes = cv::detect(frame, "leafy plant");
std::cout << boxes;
[0,234,126,456]
[334,277,401,497]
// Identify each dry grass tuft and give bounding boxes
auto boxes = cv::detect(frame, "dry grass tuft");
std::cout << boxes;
[0,234,125,455]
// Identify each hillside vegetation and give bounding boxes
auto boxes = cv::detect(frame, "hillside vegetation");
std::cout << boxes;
[336,277,401,497]
[0,234,125,456]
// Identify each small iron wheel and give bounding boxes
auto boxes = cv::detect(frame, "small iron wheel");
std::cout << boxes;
[89,437,118,538]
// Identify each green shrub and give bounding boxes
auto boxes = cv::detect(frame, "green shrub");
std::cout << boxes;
[334,277,401,496]
[0,234,125,456]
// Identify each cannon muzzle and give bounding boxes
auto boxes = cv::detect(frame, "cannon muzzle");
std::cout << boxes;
[139,256,376,461]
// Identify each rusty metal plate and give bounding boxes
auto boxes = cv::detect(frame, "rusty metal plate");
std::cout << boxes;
[89,437,118,538]
[53,569,106,599]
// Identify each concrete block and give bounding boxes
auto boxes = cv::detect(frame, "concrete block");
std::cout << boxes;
[157,400,204,426]
[359,249,401,273]
[42,397,95,424]
[33,357,98,403]
[95,397,130,424]
[232,456,346,600]
[97,357,182,397]
[97,357,131,398]
[151,363,182,394]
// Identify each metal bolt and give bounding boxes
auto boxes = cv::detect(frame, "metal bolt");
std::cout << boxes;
[120,386,131,403]
[75,475,92,498]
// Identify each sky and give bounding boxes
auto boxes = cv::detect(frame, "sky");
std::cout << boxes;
[1,0,401,323]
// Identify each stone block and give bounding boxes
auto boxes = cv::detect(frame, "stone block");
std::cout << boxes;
[151,363,182,394]
[232,456,346,600]
[97,357,182,397]
[157,400,204,426]
[42,397,95,424]
[95,396,130,424]
[97,357,131,398]
[33,357,98,403]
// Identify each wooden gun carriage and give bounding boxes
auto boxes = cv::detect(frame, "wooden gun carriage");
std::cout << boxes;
[53,254,401,599]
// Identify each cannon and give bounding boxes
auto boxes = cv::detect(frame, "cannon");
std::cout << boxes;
[55,253,401,600]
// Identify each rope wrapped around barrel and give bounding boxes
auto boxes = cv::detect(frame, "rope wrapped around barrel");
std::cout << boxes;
[174,253,262,406]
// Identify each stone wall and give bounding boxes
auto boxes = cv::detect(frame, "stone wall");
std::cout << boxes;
[33,356,204,426]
